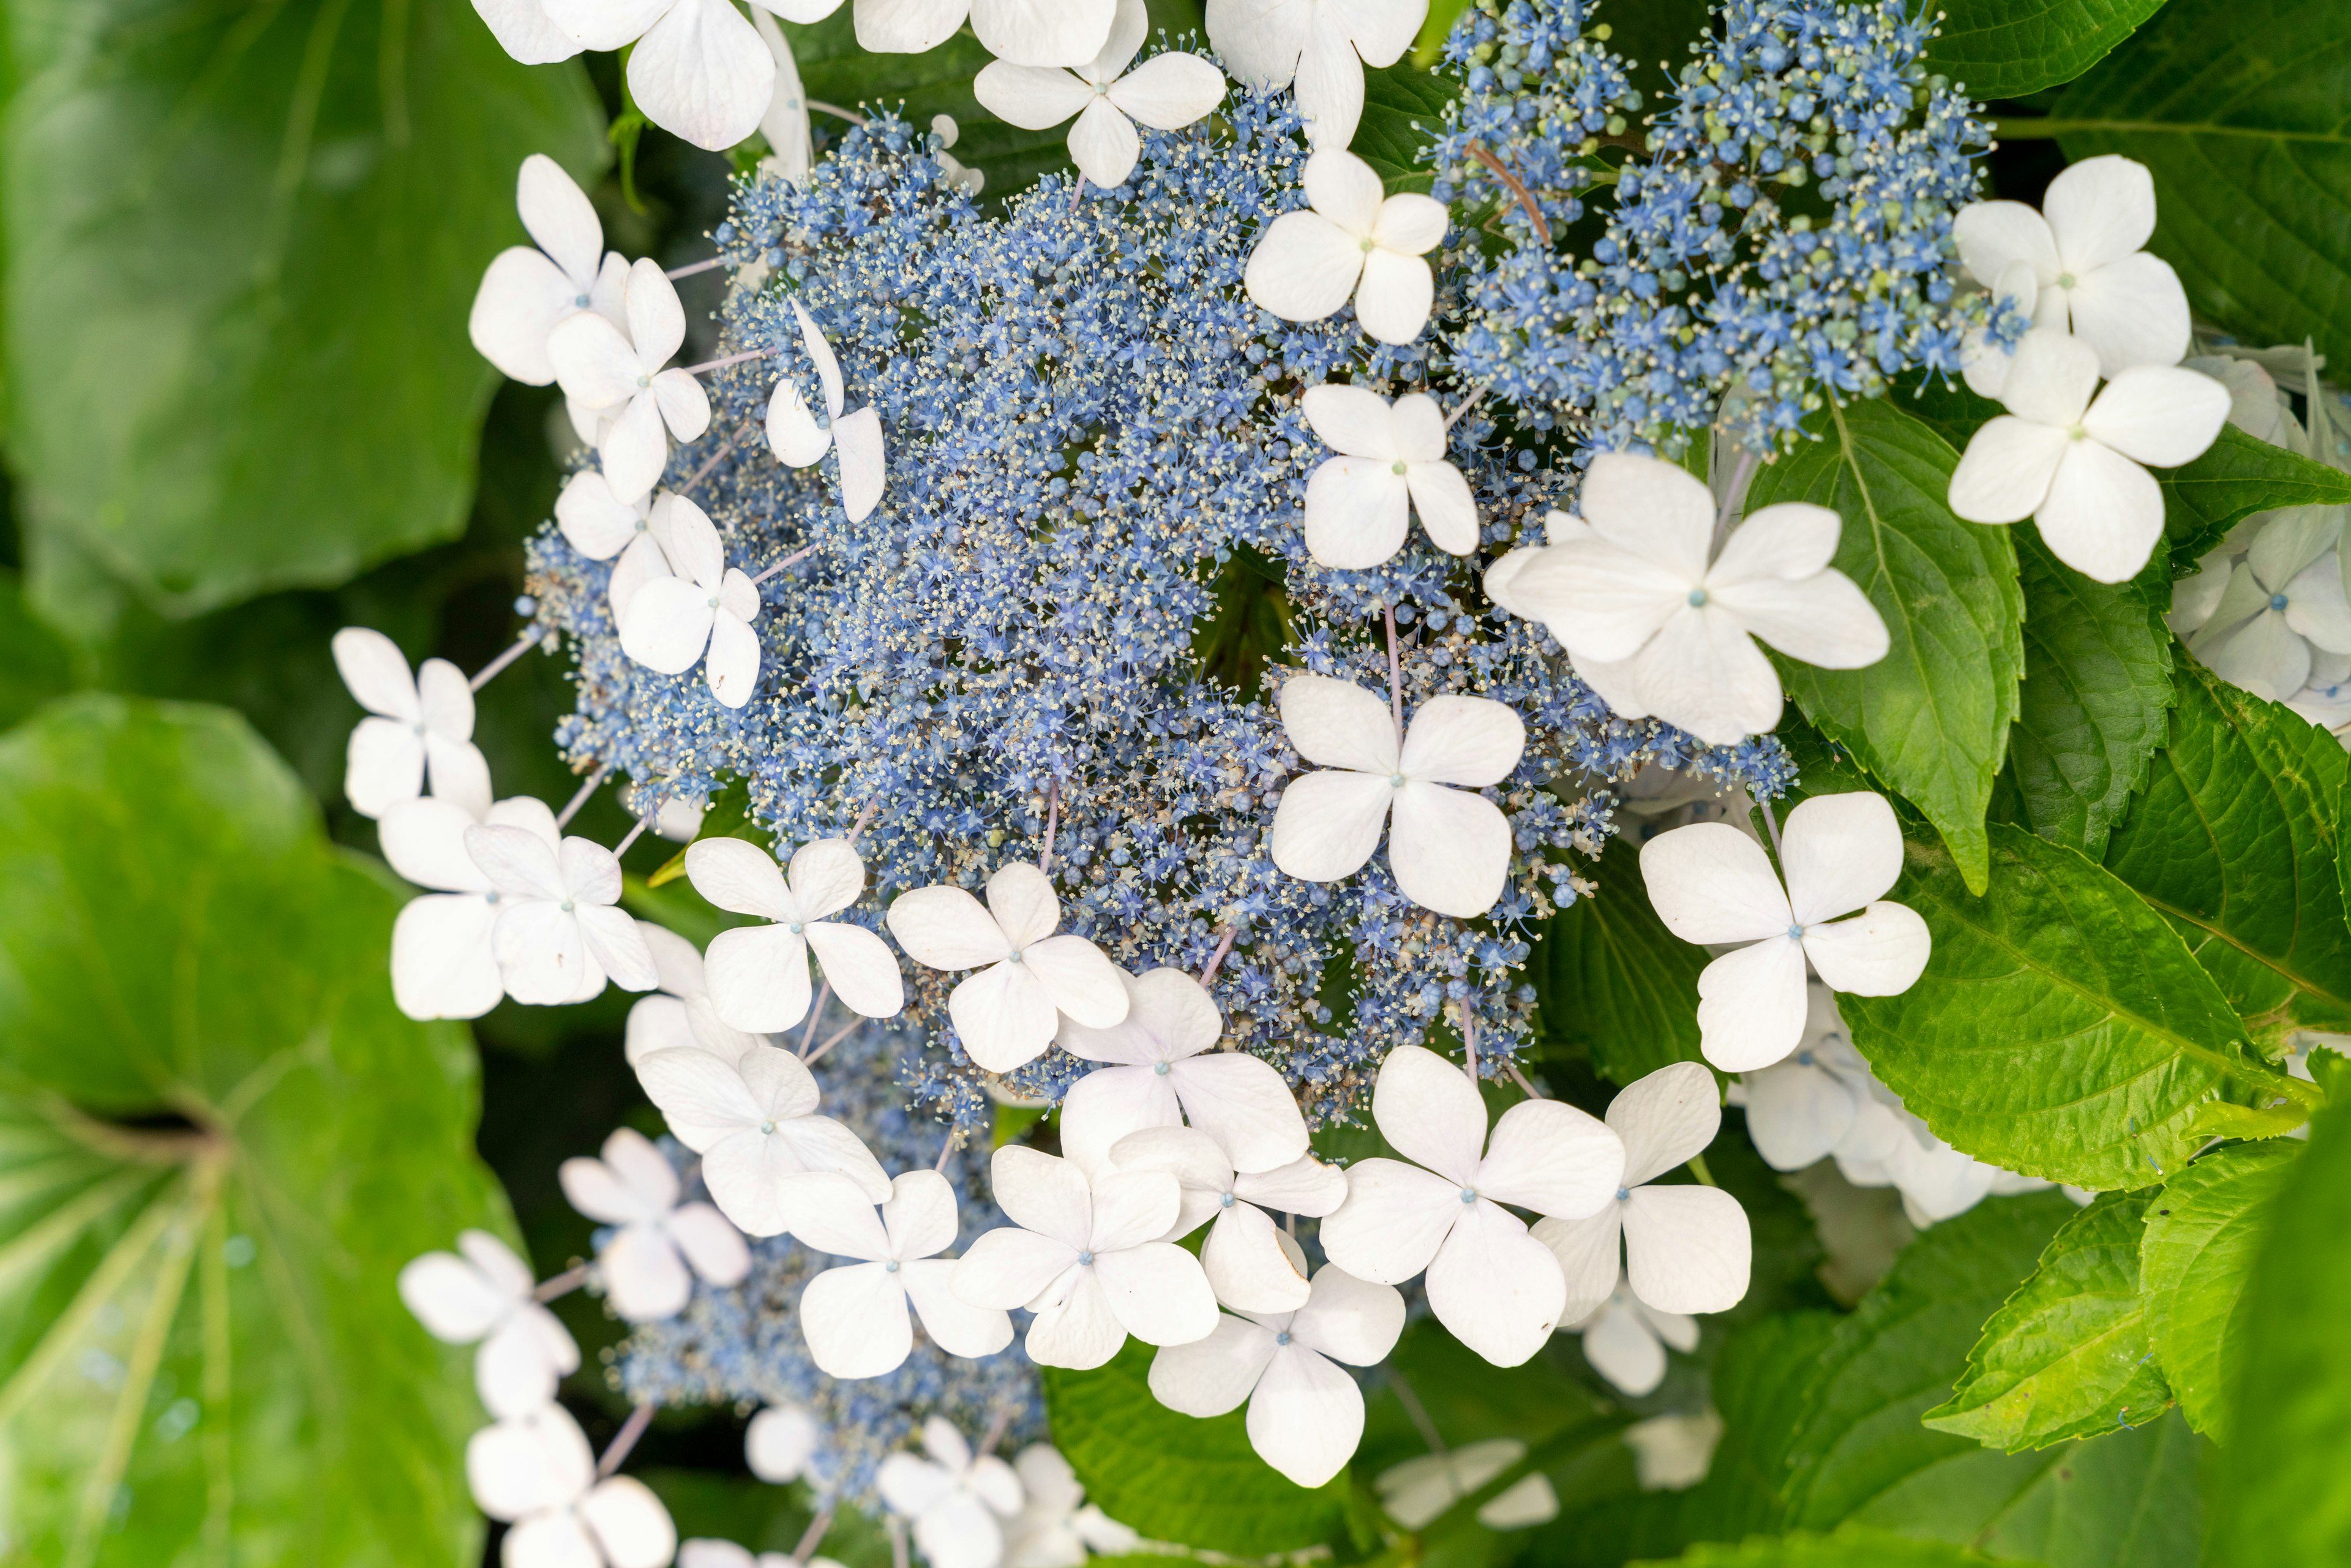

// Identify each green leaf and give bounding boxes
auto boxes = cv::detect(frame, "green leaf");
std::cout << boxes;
[1783,1195,2205,1568]
[2,0,607,618]
[2210,1090,2351,1563]
[1411,0,1477,66]
[0,567,74,729]
[1354,62,1458,194]
[2154,425,2351,567]
[2101,659,2351,1043]
[0,695,508,1564]
[1528,834,1709,1087]
[2138,1139,2300,1441]
[1634,1527,2048,1567]
[1923,0,2167,98]
[2036,0,2351,374]
[1925,1195,2172,1450]
[1845,822,2263,1187]
[1041,1340,1346,1554]
[1745,399,2025,895]
[2005,533,2175,859]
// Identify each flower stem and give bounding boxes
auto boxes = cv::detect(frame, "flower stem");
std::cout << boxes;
[1468,142,1551,246]
[597,1403,656,1478]
[683,438,737,495]
[680,347,772,377]
[1711,446,1760,557]
[614,806,658,858]
[752,542,819,585]
[792,1510,835,1566]
[470,625,542,692]
[1199,926,1237,986]
[557,764,611,831]
[1384,605,1404,737]
[1757,797,1785,861]
[799,985,831,1056]
[1038,779,1060,875]
[664,255,727,280]
[533,1263,591,1302]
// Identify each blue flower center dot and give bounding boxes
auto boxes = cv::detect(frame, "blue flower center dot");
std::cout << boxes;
[1078,1250,1095,1266]
[1275,1330,1292,1346]
[1787,923,1805,941]
[2271,593,2290,612]
[1153,1061,1169,1076]
[758,1119,776,1135]
[789,922,804,934]
[1389,773,1406,789]
[1007,950,1023,965]
[574,294,591,308]
[1220,1192,1235,1207]
[636,373,651,389]
[1459,1187,1478,1204]
[1687,588,1708,607]
[1617,1186,1632,1202]
[560,899,575,913]
[885,1259,899,1272]
[1797,1050,1816,1067]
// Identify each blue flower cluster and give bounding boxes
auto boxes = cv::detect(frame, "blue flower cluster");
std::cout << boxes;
[1433,0,2001,457]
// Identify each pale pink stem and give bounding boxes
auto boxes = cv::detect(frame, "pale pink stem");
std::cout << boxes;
[598,1403,656,1478]
[680,347,771,377]
[556,765,611,830]
[1199,927,1237,986]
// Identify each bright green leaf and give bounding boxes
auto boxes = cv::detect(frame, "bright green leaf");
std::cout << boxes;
[2138,1140,2300,1442]
[1634,1527,2048,1567]
[2101,660,2351,1043]
[2006,534,2174,859]
[1923,0,2167,98]
[2,0,608,618]
[0,695,508,1565]
[2154,426,2351,567]
[1783,1195,2203,1568]
[1925,1195,2172,1450]
[1041,1340,1346,1554]
[1355,62,1458,194]
[1843,823,2260,1188]
[1528,835,1709,1087]
[1745,399,2024,895]
[2035,0,2351,374]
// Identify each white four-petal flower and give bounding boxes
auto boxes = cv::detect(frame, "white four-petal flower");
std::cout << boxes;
[1638,791,1931,1072]
[1531,1062,1752,1321]
[381,793,559,1021]
[547,258,714,505]
[333,627,493,820]
[1319,1043,1624,1366]
[974,0,1226,189]
[1109,1125,1347,1313]
[876,1416,1028,1568]
[618,492,764,708]
[1244,149,1449,345]
[468,1403,678,1568]
[559,1127,752,1322]
[1297,384,1478,568]
[555,475,691,625]
[1953,154,2191,380]
[465,823,660,1005]
[1267,675,1525,918]
[626,921,771,1065]
[1207,0,1426,149]
[470,155,627,387]
[887,863,1130,1073]
[1000,1444,1138,1568]
[1948,326,2229,583]
[1570,1284,1697,1398]
[686,836,905,1031]
[765,298,888,523]
[951,1144,1219,1369]
[633,1043,892,1236]
[1736,983,1882,1172]
[399,1229,582,1417]
[1498,453,1888,746]
[787,1169,1016,1377]
[2188,508,2351,700]
[1054,966,1308,1176]
[1148,1259,1406,1488]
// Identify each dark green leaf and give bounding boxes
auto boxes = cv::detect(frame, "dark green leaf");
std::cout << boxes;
[1783,1195,2203,1568]
[1528,834,1709,1087]
[1924,0,2167,98]
[3,0,608,617]
[1925,1195,2171,1450]
[2102,659,2351,1043]
[1746,399,2025,895]
[1633,1527,2049,1567]
[2139,1139,2300,1441]
[1355,62,1458,194]
[1041,1340,1346,1554]
[2154,426,2351,567]
[1843,823,2263,1188]
[2210,1092,2351,1563]
[0,695,508,1563]
[2042,0,2351,373]
[2006,533,2175,858]
[0,568,73,728]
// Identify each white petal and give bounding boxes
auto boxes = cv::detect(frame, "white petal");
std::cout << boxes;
[2036,440,2167,583]
[598,392,672,507]
[684,837,792,920]
[667,1202,752,1285]
[1303,458,1411,569]
[1278,673,1399,771]
[476,0,590,62]
[982,860,1060,947]
[900,1259,1015,1356]
[1287,1264,1406,1365]
[1640,820,1790,943]
[853,0,970,53]
[1400,694,1524,787]
[1531,1208,1622,1325]
[1622,1185,1750,1315]
[492,901,598,1005]
[600,1224,694,1321]
[767,380,831,466]
[1475,1098,1624,1219]
[1301,382,1400,458]
[1231,1152,1348,1217]
[1269,769,1395,883]
[991,1145,1095,1248]
[950,961,1062,1072]
[970,0,1116,66]
[1508,538,1687,663]
[705,611,761,709]
[1580,451,1715,575]
[1610,1060,1722,1187]
[1406,462,1480,555]
[1627,607,1785,746]
[1779,790,1903,924]
[391,895,503,1020]
[1024,934,1130,1029]
[971,61,1093,130]
[703,924,812,1033]
[1292,6,1365,149]
[1166,1052,1308,1174]
[582,1476,680,1568]
[807,921,905,1018]
[477,1313,569,1418]
[1741,1061,1856,1171]
[607,530,673,624]
[834,407,888,521]
[1802,901,1933,996]
[1317,1157,1462,1284]
[1025,1268,1131,1368]
[1952,199,2059,291]
[546,309,646,411]
[2043,152,2157,274]
[1369,1041,1487,1185]
[1696,937,1811,1073]
[2287,554,2351,653]
[1204,0,1308,87]
[397,1250,512,1342]
[2083,366,2232,468]
[653,368,712,444]
[1089,1168,1183,1252]
[1095,1240,1220,1343]
[1582,1300,1666,1395]
[332,626,418,719]
[634,1046,762,1151]
[1149,1313,1277,1416]
[555,471,644,560]
[1424,1201,1566,1367]
[579,902,660,992]
[801,1261,915,1376]
[2066,250,2191,375]
[1949,414,2071,525]
[956,1226,1084,1308]
[1353,247,1434,345]
[745,1405,819,1482]
[1061,1065,1183,1179]
[628,0,776,151]
[1710,563,1888,672]
[1246,1345,1364,1487]
[1109,51,1226,129]
[1062,965,1220,1063]
[888,885,1014,969]
[1067,97,1142,187]
[1203,1202,1312,1312]
[1242,211,1363,323]
[1388,782,1512,917]
[469,247,579,384]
